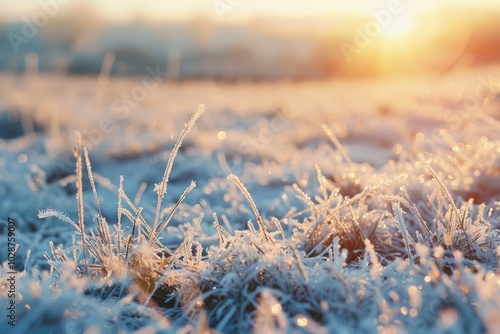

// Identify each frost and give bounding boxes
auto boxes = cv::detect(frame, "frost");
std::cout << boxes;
[1,75,500,333]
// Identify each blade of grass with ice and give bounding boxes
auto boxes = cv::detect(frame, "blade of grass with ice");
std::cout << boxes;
[151,104,205,242]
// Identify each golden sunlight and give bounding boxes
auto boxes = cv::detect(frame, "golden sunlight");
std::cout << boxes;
[381,10,415,39]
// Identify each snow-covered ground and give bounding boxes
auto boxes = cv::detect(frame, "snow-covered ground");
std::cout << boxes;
[1,66,499,333]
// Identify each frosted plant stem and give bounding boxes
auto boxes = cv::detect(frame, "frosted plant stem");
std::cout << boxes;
[75,132,88,276]
[393,202,414,266]
[83,147,112,256]
[149,181,196,245]
[83,147,103,218]
[427,165,473,255]
[117,176,124,254]
[151,104,205,240]
[228,173,271,243]
[322,124,353,166]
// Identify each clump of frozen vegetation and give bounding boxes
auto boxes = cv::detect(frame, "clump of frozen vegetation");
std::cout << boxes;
[1,92,500,333]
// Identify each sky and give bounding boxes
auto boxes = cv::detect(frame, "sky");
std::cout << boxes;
[1,0,499,22]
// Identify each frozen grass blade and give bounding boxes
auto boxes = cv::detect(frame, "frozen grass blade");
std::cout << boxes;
[426,166,460,220]
[228,173,271,243]
[315,164,328,201]
[293,183,320,217]
[213,212,231,245]
[83,147,103,219]
[364,239,380,280]
[118,184,154,243]
[271,217,285,241]
[117,176,124,254]
[426,165,474,255]
[84,146,114,257]
[125,207,142,268]
[392,202,414,265]
[149,180,197,245]
[322,124,353,165]
[38,209,80,232]
[74,132,88,276]
[293,249,308,282]
[152,104,205,237]
[381,195,432,241]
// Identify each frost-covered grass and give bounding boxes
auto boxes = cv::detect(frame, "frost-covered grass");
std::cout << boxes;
[1,70,500,333]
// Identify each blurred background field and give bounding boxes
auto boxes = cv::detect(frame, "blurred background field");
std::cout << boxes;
[1,0,500,79]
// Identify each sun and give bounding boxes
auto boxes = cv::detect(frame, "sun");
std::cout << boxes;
[381,11,415,39]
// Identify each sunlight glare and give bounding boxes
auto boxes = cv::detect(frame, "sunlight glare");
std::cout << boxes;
[382,11,415,39]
